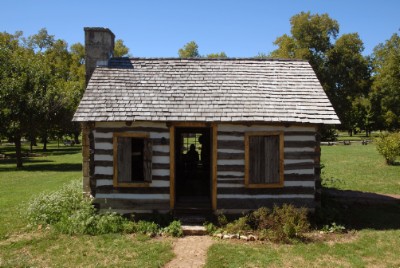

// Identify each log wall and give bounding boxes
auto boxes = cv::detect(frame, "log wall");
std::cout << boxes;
[216,124,317,213]
[90,121,318,214]
[92,121,170,214]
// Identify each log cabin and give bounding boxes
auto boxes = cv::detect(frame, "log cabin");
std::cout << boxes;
[73,27,340,215]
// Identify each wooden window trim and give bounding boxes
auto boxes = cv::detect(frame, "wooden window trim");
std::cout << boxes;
[244,131,284,188]
[113,132,150,188]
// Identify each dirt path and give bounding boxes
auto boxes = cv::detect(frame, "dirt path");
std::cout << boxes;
[164,236,214,268]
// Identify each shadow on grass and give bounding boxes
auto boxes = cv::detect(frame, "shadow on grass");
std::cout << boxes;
[0,144,81,156]
[318,188,400,230]
[0,158,81,172]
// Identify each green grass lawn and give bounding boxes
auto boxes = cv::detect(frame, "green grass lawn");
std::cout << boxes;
[205,141,400,267]
[206,229,400,267]
[0,142,82,238]
[0,142,174,267]
[1,139,400,267]
[321,143,400,195]
[0,232,173,267]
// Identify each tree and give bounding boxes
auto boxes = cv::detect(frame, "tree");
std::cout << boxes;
[370,33,400,130]
[271,12,371,135]
[114,39,130,57]
[178,41,200,58]
[206,52,227,58]
[0,31,39,166]
[325,33,371,134]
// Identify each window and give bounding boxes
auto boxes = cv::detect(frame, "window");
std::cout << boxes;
[244,131,284,188]
[113,133,152,187]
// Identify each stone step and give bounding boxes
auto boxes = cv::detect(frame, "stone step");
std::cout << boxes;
[181,225,207,236]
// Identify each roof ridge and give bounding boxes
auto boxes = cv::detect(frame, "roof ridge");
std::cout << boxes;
[110,57,308,62]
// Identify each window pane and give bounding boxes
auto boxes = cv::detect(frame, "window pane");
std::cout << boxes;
[131,138,144,181]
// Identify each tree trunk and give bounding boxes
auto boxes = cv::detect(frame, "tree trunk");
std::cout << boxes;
[73,131,80,145]
[43,134,48,151]
[15,135,23,168]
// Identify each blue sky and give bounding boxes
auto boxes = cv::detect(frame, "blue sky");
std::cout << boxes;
[1,0,399,57]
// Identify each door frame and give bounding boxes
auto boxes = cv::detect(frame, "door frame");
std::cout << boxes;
[169,122,217,211]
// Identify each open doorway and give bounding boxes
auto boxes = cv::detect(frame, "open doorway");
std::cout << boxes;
[174,127,212,209]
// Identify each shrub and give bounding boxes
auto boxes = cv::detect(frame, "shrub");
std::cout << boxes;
[375,132,400,165]
[27,181,137,235]
[321,222,346,233]
[27,180,91,226]
[163,220,183,237]
[268,204,310,242]
[217,213,228,227]
[203,222,218,234]
[133,220,160,236]
[224,216,251,235]
[250,204,310,242]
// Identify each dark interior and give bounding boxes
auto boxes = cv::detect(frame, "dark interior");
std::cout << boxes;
[175,127,212,209]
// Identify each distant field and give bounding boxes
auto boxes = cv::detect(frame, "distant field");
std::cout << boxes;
[1,139,400,266]
[0,142,173,267]
[321,143,400,195]
[0,142,82,238]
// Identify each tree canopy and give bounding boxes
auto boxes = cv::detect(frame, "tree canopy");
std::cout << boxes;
[178,41,227,58]
[271,12,372,135]
[370,33,400,130]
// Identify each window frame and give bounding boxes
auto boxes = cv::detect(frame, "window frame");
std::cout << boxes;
[244,131,284,188]
[113,132,151,188]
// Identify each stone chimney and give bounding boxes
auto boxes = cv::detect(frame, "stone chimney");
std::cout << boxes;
[84,27,115,85]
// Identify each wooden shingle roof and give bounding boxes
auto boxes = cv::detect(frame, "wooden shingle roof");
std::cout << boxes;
[73,58,340,124]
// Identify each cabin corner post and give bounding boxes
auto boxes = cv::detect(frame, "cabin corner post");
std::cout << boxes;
[212,123,218,211]
[169,125,175,210]
[314,128,322,209]
[82,122,94,196]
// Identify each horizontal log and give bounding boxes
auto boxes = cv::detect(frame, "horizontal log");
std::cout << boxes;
[217,174,244,179]
[217,179,244,184]
[95,127,169,133]
[284,173,315,181]
[95,137,170,146]
[217,198,315,210]
[94,174,113,180]
[94,149,169,157]
[96,186,170,194]
[94,161,170,171]
[218,140,245,150]
[94,160,113,167]
[217,131,315,137]
[94,175,170,181]
[217,165,245,172]
[153,151,170,156]
[285,140,316,148]
[218,152,316,161]
[284,162,315,170]
[95,149,113,155]
[152,175,170,181]
[217,152,244,160]
[218,140,316,150]
[217,187,314,195]
[152,163,170,170]
[283,131,316,136]
[284,152,318,159]
[94,198,170,211]
[217,131,244,137]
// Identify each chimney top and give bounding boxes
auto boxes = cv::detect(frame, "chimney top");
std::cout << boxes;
[84,27,115,39]
[84,27,115,85]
